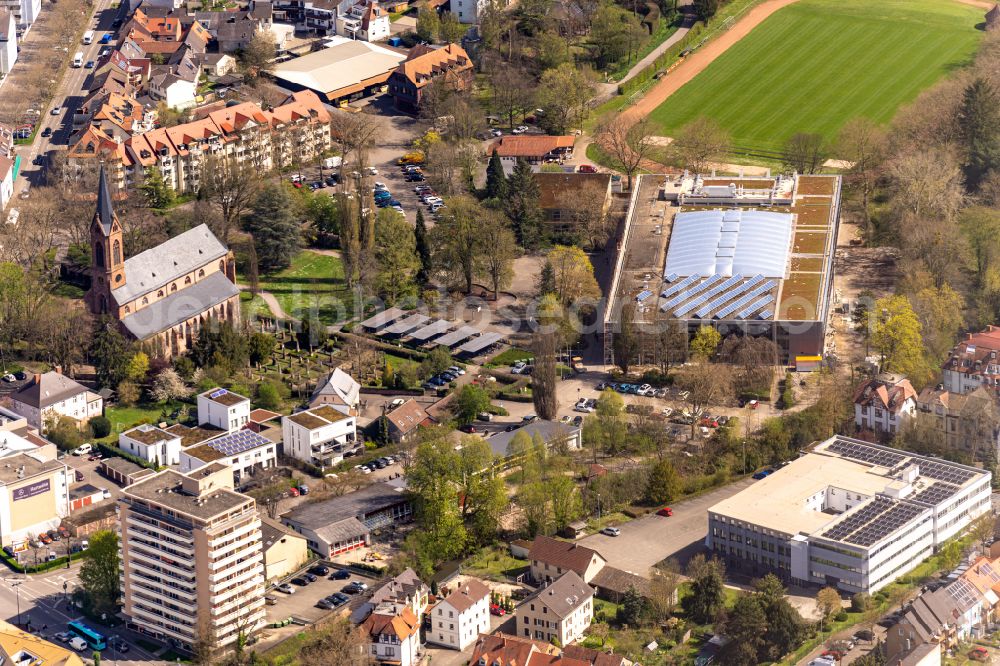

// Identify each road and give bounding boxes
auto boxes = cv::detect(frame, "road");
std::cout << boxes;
[579,477,755,575]
[15,0,118,196]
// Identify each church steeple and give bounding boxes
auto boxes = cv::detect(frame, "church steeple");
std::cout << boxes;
[85,165,126,316]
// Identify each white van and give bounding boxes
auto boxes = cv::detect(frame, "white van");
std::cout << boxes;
[68,636,88,652]
[82,30,94,44]
[73,52,84,67]
[72,443,92,456]
[322,156,342,169]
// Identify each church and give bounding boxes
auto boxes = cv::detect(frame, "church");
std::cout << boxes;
[85,166,241,358]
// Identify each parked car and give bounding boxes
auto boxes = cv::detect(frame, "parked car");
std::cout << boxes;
[111,638,129,654]
[459,424,476,433]
[291,577,309,586]
[969,647,990,662]
[504,423,519,432]
[316,599,337,610]
[342,582,365,594]
[657,507,673,517]
[374,182,387,190]
[572,415,583,426]
[299,484,309,495]
[574,398,588,412]
[288,487,300,497]
[329,592,351,605]
[448,366,466,375]
[330,569,351,580]
[853,629,874,642]
[366,166,378,175]
[600,527,621,537]
[752,469,774,480]
[489,604,506,616]
[277,583,295,594]
[41,127,52,137]
[577,164,597,173]
[1,374,14,382]
[310,565,330,576]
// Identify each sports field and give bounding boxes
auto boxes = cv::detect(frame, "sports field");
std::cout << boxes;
[648,0,983,155]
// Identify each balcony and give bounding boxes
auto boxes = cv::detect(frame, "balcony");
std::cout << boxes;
[128,550,196,584]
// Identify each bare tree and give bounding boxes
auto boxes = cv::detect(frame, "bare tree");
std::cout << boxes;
[201,156,261,243]
[596,116,656,191]
[783,132,827,174]
[555,181,612,248]
[329,111,382,174]
[676,359,733,438]
[490,65,535,129]
[887,146,965,221]
[836,117,888,234]
[672,117,731,173]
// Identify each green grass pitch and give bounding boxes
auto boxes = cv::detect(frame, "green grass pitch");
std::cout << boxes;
[648,0,984,154]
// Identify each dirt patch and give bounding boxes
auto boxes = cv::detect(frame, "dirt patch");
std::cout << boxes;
[778,273,822,319]
[792,232,829,255]
[790,257,824,272]
[792,205,833,226]
[796,176,837,195]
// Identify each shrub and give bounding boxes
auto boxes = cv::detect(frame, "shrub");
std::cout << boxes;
[256,382,282,410]
[834,611,849,622]
[851,592,871,613]
[89,416,112,439]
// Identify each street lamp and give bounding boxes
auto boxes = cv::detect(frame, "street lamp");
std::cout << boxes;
[11,580,23,627]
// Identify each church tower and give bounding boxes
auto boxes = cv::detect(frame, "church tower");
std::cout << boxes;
[85,166,126,316]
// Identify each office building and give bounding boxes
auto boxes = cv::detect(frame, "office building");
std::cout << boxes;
[119,464,266,651]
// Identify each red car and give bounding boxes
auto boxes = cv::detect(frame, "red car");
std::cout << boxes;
[657,507,673,517]
[288,487,300,497]
[489,604,506,616]
[292,181,302,188]
[459,424,477,433]
[821,650,846,661]
[969,647,990,662]
[577,165,597,173]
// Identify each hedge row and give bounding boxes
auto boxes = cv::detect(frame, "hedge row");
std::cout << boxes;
[1,549,85,574]
[95,442,160,471]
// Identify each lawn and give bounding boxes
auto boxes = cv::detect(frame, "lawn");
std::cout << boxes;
[104,401,188,439]
[648,0,983,154]
[462,546,529,581]
[247,251,355,326]
[488,347,534,367]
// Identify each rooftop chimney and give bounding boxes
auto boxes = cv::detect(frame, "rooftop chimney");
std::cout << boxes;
[54,365,62,375]
[33,373,41,384]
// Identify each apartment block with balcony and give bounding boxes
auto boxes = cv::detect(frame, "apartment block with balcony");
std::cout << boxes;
[119,463,266,653]
[281,405,358,468]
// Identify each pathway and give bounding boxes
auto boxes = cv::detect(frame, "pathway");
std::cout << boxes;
[241,286,290,320]
[616,1,696,86]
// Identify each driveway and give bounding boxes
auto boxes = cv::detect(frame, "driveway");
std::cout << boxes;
[578,477,756,576]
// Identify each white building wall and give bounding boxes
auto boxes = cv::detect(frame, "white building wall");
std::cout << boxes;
[197,393,251,432]
[119,434,182,466]
[0,15,17,74]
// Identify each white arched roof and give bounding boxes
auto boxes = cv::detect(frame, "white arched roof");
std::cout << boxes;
[663,209,793,279]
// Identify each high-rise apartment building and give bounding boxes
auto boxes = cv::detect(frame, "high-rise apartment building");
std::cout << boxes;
[119,463,266,652]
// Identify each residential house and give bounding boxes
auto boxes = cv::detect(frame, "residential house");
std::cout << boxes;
[362,604,422,666]
[271,0,337,34]
[197,387,250,433]
[0,0,40,31]
[428,579,491,650]
[487,420,583,464]
[120,9,211,57]
[0,9,17,75]
[282,404,358,468]
[309,367,361,413]
[528,535,606,585]
[381,399,431,443]
[916,386,1000,461]
[453,0,500,24]
[518,571,594,646]
[470,634,633,666]
[852,373,917,437]
[148,46,200,110]
[9,371,103,432]
[119,424,183,466]
[335,0,390,42]
[491,135,576,166]
[201,52,236,76]
[260,515,308,581]
[942,326,1000,396]
[0,619,85,666]
[388,43,474,113]
[364,568,430,618]
[179,429,278,485]
[534,172,613,234]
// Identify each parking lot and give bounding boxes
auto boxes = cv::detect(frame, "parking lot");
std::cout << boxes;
[265,564,377,625]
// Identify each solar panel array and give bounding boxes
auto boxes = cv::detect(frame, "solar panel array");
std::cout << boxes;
[636,290,653,302]
[661,274,700,300]
[458,332,503,354]
[409,319,452,342]
[757,310,773,320]
[210,388,227,399]
[844,502,925,547]
[917,459,979,485]
[695,275,770,319]
[665,273,679,283]
[737,295,775,320]
[713,279,777,319]
[661,275,720,311]
[383,313,429,336]
[207,429,271,456]
[947,578,981,610]
[358,306,406,329]
[910,482,960,506]
[436,326,479,347]
[675,275,745,317]
[825,439,907,468]
[821,496,895,542]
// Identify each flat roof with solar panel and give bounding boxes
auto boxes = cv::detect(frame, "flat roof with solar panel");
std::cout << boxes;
[605,174,842,366]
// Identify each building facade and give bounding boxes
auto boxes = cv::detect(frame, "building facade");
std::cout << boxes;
[942,326,1000,396]
[518,571,594,646]
[853,373,917,437]
[119,465,266,652]
[197,388,251,433]
[916,386,1000,462]
[179,429,278,486]
[428,579,490,650]
[388,43,473,113]
[119,424,183,466]
[706,436,992,594]
[0,453,71,550]
[9,371,103,432]
[281,405,358,468]
[0,9,17,75]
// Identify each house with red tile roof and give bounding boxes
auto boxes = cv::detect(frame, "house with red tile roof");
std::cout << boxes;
[491,135,576,166]
[362,604,422,666]
[388,43,473,113]
[943,326,1000,396]
[852,373,917,437]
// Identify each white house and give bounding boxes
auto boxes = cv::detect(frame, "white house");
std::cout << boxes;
[9,371,103,432]
[852,374,917,437]
[362,602,422,666]
[453,0,498,24]
[335,0,390,42]
[0,0,41,31]
[309,367,361,414]
[428,579,491,650]
[282,405,358,468]
[119,424,183,466]
[179,429,278,485]
[197,388,251,433]
[518,571,594,646]
[149,72,197,110]
[0,9,17,75]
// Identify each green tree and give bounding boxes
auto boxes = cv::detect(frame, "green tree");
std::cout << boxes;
[421,346,453,377]
[815,586,842,631]
[439,10,465,42]
[239,30,276,83]
[485,149,508,201]
[90,416,112,439]
[754,574,804,661]
[375,208,420,303]
[430,196,485,293]
[414,208,432,285]
[505,159,544,248]
[243,184,301,272]
[617,586,648,627]
[689,325,721,360]
[692,0,718,20]
[454,385,492,425]
[141,168,174,209]
[456,438,508,543]
[719,595,767,666]
[125,351,149,383]
[79,530,120,612]
[547,245,600,306]
[90,317,131,388]
[682,555,725,624]
[866,295,927,381]
[248,332,275,366]
[645,459,681,505]
[537,261,556,296]
[406,429,468,563]
[590,1,646,67]
[46,415,84,448]
[957,77,1000,191]
[189,321,250,373]
[536,64,594,135]
[416,8,440,42]
[256,382,282,410]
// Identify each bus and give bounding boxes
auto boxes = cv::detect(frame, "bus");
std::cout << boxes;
[67,621,106,650]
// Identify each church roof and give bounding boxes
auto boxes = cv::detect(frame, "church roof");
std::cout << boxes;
[94,165,118,236]
[110,224,229,304]
[120,271,239,339]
